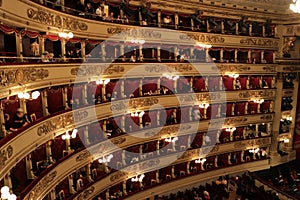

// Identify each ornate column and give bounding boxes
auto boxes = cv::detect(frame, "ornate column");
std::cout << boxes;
[269,73,283,156]
[19,99,27,114]
[157,10,162,27]
[235,23,239,35]
[174,78,178,93]
[248,50,252,62]
[221,21,225,34]
[191,18,194,31]
[205,48,209,62]
[228,153,232,165]
[15,32,23,62]
[175,13,179,29]
[261,50,264,62]
[205,77,208,91]
[120,79,125,98]
[139,79,143,96]
[257,103,261,114]
[46,141,53,162]
[249,24,252,36]
[241,150,245,162]
[81,40,86,61]
[138,9,143,25]
[41,90,50,116]
[157,110,161,126]
[190,47,194,60]
[267,123,272,135]
[0,103,6,138]
[82,84,88,105]
[121,116,125,132]
[65,136,72,153]
[214,156,218,167]
[220,48,224,63]
[139,44,143,61]
[234,49,238,63]
[174,46,179,62]
[101,42,106,62]
[38,35,45,56]
[246,76,250,89]
[190,77,194,92]
[49,189,56,200]
[157,45,161,62]
[189,107,193,121]
[60,38,66,62]
[245,102,248,114]
[262,26,266,37]
[83,126,90,146]
[120,43,125,58]
[86,163,93,182]
[62,87,69,110]
[102,84,107,102]
[68,175,76,194]
[25,154,36,179]
[3,172,13,191]
[157,78,161,92]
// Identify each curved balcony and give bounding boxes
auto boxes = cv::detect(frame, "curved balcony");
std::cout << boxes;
[0,84,276,178]
[20,135,271,199]
[0,0,279,50]
[0,62,277,100]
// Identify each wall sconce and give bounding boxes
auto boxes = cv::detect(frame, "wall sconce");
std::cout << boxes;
[290,0,300,13]
[228,73,239,79]
[130,111,145,117]
[195,158,206,164]
[248,148,260,153]
[283,138,290,143]
[18,91,40,100]
[225,127,236,132]
[165,136,178,143]
[62,129,78,140]
[98,154,114,164]
[96,79,110,85]
[253,99,264,104]
[163,74,180,80]
[58,32,74,39]
[199,103,209,109]
[0,186,16,200]
[131,174,145,182]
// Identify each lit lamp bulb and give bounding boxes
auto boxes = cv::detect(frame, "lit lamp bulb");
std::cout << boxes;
[8,194,17,200]
[31,91,40,99]
[71,129,78,139]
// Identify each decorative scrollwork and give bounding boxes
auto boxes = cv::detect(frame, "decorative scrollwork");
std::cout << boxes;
[260,114,273,121]
[240,38,279,47]
[71,65,105,76]
[73,110,89,123]
[0,68,48,87]
[239,90,275,99]
[0,145,13,169]
[180,33,225,43]
[129,97,158,108]
[76,186,95,200]
[107,27,131,34]
[213,65,250,72]
[76,150,91,162]
[27,8,88,31]
[110,137,126,145]
[104,65,125,74]
[110,102,126,111]
[24,171,57,200]
[110,171,127,182]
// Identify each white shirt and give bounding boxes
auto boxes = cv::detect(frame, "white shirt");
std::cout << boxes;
[96,8,102,17]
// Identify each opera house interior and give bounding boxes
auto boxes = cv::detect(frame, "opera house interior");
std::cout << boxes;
[1,0,300,199]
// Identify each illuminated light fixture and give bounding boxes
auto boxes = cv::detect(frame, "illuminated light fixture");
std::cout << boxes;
[96,79,110,85]
[130,111,145,117]
[197,43,212,49]
[18,91,40,100]
[283,138,290,143]
[253,99,264,104]
[62,129,77,140]
[225,127,236,132]
[199,103,209,109]
[1,186,16,200]
[249,148,260,153]
[129,39,145,44]
[195,158,207,164]
[58,32,74,39]
[163,74,180,80]
[131,174,145,182]
[98,154,114,164]
[165,136,178,143]
[290,0,300,13]
[228,73,239,79]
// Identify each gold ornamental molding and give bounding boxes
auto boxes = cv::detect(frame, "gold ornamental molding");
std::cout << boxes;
[0,68,48,86]
[240,38,279,47]
[179,33,225,44]
[238,90,275,99]
[0,145,13,169]
[214,65,250,72]
[24,171,57,200]
[107,27,162,39]
[233,137,271,148]
[76,186,95,200]
[26,8,88,31]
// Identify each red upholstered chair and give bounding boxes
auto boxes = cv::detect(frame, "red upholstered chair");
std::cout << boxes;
[264,51,274,63]
[233,127,244,140]
[47,88,64,113]
[87,82,102,104]
[234,103,245,116]
[144,171,157,185]
[261,101,271,113]
[67,85,84,106]
[176,135,189,151]
[237,76,248,90]
[106,80,121,100]
[51,138,66,161]
[160,166,173,181]
[193,77,206,92]
[191,133,203,148]
[208,77,220,91]
[148,110,157,127]
[10,159,28,193]
[248,102,258,114]
[2,98,20,128]
[124,79,140,98]
[263,76,273,88]
[222,76,234,91]
[26,95,43,120]
[250,76,261,89]
[225,103,233,117]
[180,107,190,123]
[143,78,158,95]
[177,77,191,93]
[175,163,187,176]
[220,129,230,143]
[206,106,211,119]
[210,104,220,118]
[125,115,140,132]
[161,77,174,93]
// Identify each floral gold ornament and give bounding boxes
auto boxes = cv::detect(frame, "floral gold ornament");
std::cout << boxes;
[240,38,279,47]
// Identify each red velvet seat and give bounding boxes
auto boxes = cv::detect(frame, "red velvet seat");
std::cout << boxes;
[222,76,234,91]
[26,95,43,120]
[208,77,220,91]
[124,79,140,98]
[161,77,174,93]
[193,77,206,92]
[234,102,246,115]
[237,76,248,90]
[143,78,158,95]
[261,101,271,113]
[250,76,260,89]
[248,102,258,114]
[47,88,64,113]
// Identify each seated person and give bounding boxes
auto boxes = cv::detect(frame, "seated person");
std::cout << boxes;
[163,15,173,27]
[95,5,103,20]
[4,114,15,132]
[12,108,30,130]
[238,16,249,35]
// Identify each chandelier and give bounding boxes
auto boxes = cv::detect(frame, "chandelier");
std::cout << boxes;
[96,79,110,85]
[165,136,178,143]
[1,186,16,200]
[130,111,145,117]
[225,127,236,132]
[228,73,239,79]
[195,158,206,164]
[163,74,180,80]
[199,103,209,109]
[290,0,300,13]
[253,99,264,104]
